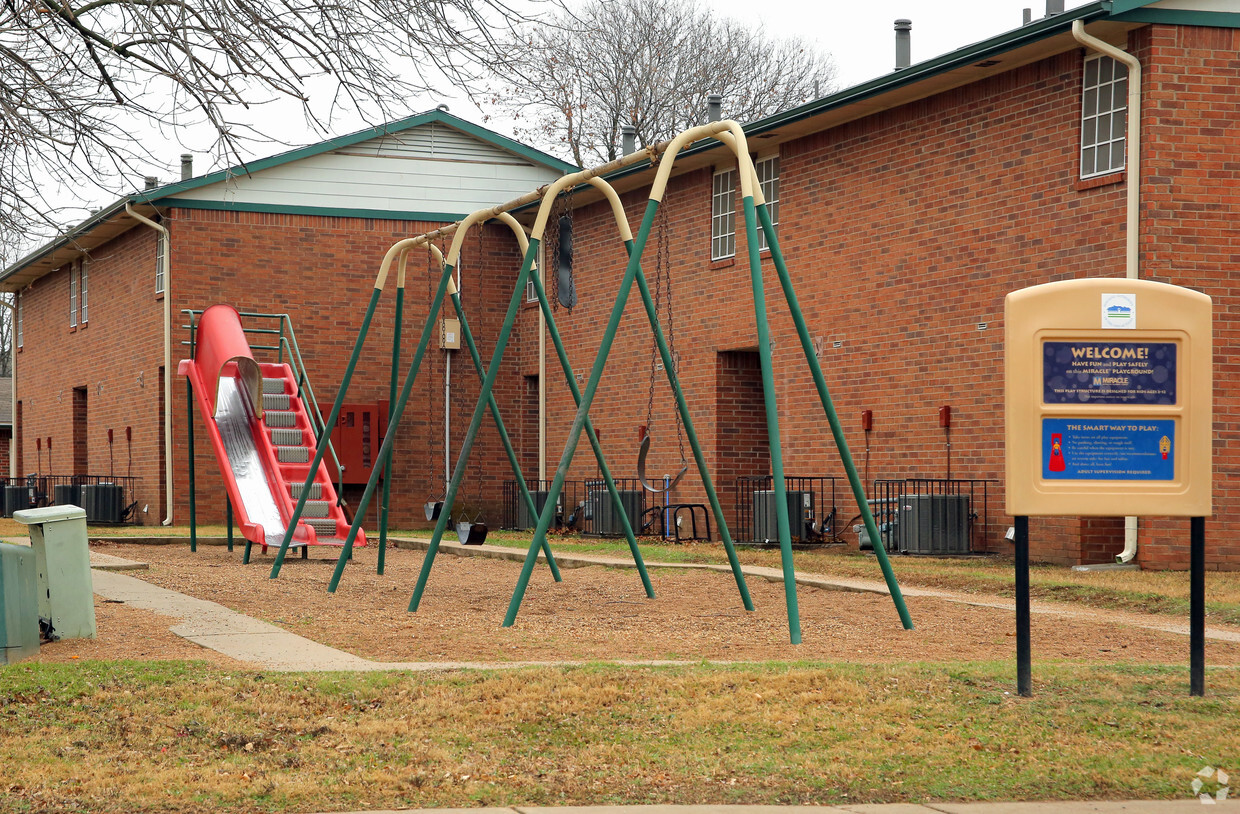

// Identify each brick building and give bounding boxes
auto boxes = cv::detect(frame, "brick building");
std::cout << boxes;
[2,109,571,531]
[499,0,1240,570]
[6,2,1240,570]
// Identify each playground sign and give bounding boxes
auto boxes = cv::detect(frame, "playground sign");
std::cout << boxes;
[1005,278,1212,517]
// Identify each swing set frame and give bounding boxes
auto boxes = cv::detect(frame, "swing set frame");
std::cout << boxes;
[269,119,914,643]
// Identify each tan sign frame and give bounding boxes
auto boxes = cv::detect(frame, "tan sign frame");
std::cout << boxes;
[1005,278,1212,517]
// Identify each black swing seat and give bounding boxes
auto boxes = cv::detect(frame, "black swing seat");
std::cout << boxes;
[456,520,488,545]
[637,434,688,493]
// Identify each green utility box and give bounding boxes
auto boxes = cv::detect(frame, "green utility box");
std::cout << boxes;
[0,542,40,664]
[14,506,96,641]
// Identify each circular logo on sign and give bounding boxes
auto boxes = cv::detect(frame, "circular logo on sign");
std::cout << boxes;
[1104,294,1135,327]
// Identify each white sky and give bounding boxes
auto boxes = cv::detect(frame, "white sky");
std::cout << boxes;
[51,0,1097,226]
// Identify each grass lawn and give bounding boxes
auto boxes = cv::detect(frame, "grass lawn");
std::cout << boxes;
[1,660,1234,813]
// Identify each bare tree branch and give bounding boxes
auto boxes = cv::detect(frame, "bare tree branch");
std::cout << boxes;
[485,0,837,167]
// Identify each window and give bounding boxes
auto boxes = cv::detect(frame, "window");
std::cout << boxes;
[69,265,77,327]
[755,155,780,251]
[526,263,539,303]
[1081,54,1128,179]
[16,293,21,349]
[155,231,167,294]
[711,167,737,261]
[79,257,88,323]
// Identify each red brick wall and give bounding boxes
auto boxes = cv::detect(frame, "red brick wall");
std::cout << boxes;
[500,24,1239,569]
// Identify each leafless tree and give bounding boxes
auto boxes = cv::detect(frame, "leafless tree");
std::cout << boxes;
[486,0,837,167]
[0,0,534,251]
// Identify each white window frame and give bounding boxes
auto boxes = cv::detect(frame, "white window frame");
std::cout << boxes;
[1081,54,1128,179]
[15,292,21,349]
[526,264,539,303]
[80,257,89,324]
[155,232,167,294]
[711,167,737,261]
[69,265,77,327]
[755,154,780,252]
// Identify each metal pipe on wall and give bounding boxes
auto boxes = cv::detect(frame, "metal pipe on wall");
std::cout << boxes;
[1071,20,1143,565]
[125,203,174,526]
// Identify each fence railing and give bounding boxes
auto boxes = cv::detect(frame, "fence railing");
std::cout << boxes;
[502,479,652,537]
[2,474,141,524]
[732,475,843,545]
[868,478,998,554]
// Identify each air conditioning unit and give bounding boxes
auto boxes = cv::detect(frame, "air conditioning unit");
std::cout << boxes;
[752,490,811,543]
[516,490,559,530]
[2,485,28,518]
[898,493,970,554]
[53,484,81,508]
[81,483,125,524]
[587,489,643,537]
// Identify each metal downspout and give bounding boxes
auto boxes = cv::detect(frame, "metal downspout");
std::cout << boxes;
[1071,20,1142,564]
[1,298,13,480]
[125,202,174,526]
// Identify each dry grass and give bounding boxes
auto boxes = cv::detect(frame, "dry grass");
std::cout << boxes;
[2,660,1236,813]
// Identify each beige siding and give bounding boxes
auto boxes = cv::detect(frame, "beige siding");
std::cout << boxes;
[170,122,562,215]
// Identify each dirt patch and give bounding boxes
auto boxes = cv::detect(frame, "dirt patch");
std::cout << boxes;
[28,595,246,667]
[84,540,1240,666]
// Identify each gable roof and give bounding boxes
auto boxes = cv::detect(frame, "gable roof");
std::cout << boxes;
[0,108,576,293]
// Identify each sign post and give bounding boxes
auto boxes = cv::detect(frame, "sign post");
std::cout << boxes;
[1005,278,1212,696]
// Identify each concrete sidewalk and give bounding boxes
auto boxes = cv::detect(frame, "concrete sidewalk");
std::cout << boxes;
[314,801,1240,813]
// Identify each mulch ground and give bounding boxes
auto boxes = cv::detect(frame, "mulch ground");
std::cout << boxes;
[49,539,1240,668]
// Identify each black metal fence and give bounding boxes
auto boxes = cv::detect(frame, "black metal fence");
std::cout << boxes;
[732,475,843,546]
[2,474,141,524]
[867,478,997,554]
[502,478,652,537]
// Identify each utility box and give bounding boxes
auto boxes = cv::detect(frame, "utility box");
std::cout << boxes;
[898,494,971,555]
[13,506,96,641]
[0,542,40,664]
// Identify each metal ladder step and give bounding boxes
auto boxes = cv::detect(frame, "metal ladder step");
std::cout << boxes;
[263,393,290,411]
[305,518,338,537]
[289,482,323,500]
[302,500,332,518]
[276,446,309,464]
[270,428,304,446]
[262,378,286,395]
[265,410,297,428]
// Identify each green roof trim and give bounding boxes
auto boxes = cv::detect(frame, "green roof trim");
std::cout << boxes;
[132,107,576,204]
[1111,8,1240,26]
[160,198,469,223]
[1107,0,1166,12]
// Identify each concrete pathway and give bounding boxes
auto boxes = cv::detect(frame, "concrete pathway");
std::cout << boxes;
[314,801,1240,813]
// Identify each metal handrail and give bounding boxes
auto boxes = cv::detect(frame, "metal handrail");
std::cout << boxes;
[183,309,347,503]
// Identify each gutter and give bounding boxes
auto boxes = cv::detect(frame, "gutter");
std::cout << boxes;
[1071,19,1143,565]
[124,203,174,527]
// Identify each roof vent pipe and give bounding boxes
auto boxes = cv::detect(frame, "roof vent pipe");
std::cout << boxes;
[180,154,193,181]
[706,94,722,123]
[621,124,637,155]
[895,19,912,70]
[144,176,158,190]
[1046,0,1064,14]
[1023,8,1033,24]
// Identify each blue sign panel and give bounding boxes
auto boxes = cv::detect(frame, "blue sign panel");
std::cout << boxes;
[1042,418,1175,481]
[1043,341,1176,405]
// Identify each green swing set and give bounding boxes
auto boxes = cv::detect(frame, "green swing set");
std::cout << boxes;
[270,120,914,644]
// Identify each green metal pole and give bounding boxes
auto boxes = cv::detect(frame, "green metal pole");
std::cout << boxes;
[526,247,653,596]
[271,287,383,578]
[226,499,233,552]
[740,196,801,644]
[501,203,661,628]
[409,248,539,612]
[628,244,754,611]
[187,377,197,554]
[450,291,562,581]
[378,286,404,575]
[328,263,455,592]
[756,203,914,630]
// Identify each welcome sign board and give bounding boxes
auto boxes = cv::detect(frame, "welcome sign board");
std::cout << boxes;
[1005,278,1211,517]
